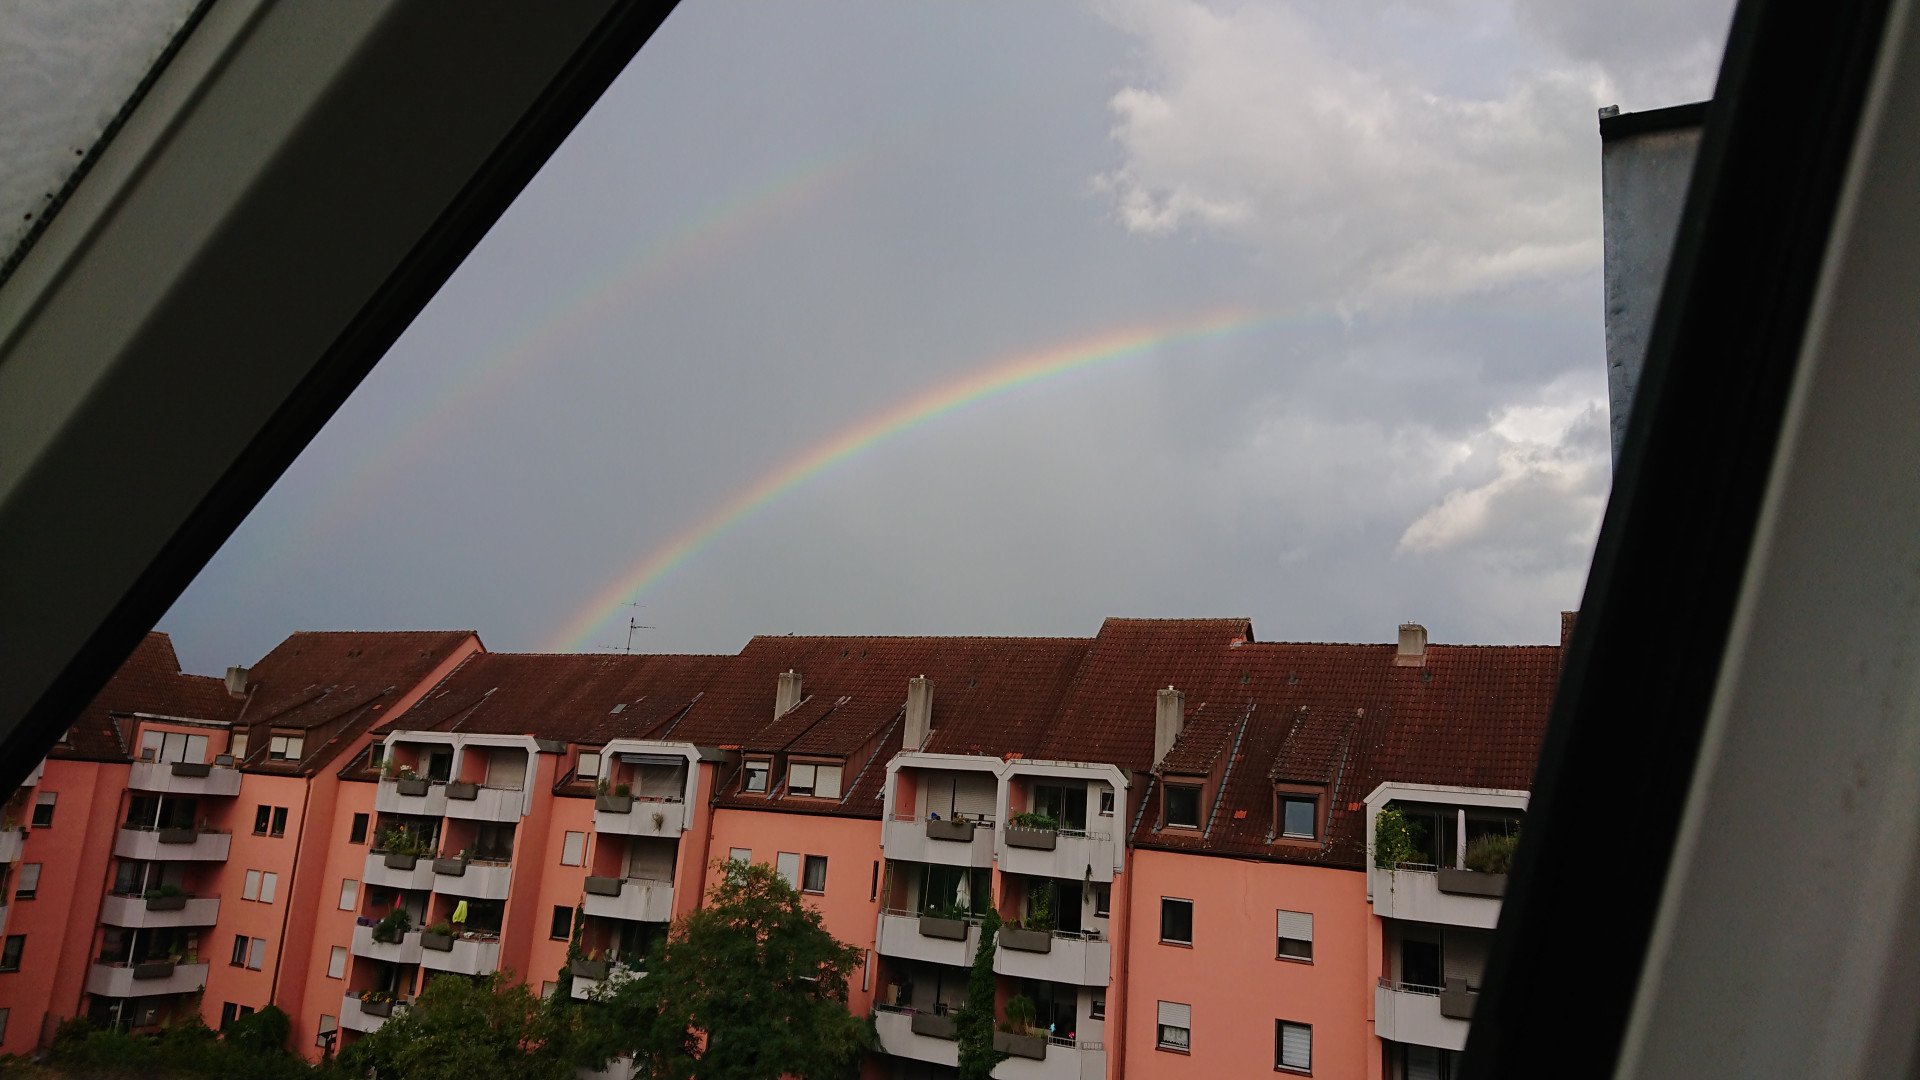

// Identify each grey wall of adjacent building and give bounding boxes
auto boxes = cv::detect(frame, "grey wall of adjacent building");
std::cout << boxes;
[1601,103,1707,466]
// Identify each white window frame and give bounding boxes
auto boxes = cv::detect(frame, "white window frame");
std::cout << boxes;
[243,869,261,901]
[327,946,347,979]
[1277,1019,1312,1073]
[560,831,586,867]
[338,879,358,911]
[1157,1001,1191,1051]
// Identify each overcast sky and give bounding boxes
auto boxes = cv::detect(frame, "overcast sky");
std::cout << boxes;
[158,0,1735,673]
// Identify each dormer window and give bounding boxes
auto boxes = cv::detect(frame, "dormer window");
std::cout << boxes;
[1164,784,1202,829]
[743,760,770,793]
[788,762,842,799]
[268,732,304,761]
[577,752,601,780]
[1281,795,1318,839]
[230,730,248,759]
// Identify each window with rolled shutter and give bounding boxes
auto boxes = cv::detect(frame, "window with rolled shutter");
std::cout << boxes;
[1156,1001,1191,1050]
[789,763,816,795]
[775,852,801,888]
[485,749,527,791]
[627,839,676,883]
[954,773,995,818]
[814,765,842,800]
[923,775,955,819]
[1277,1020,1311,1072]
[636,762,686,799]
[1277,909,1314,960]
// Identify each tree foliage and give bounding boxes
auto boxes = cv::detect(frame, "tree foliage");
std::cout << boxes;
[954,907,1007,1080]
[575,859,872,1080]
[42,1008,313,1079]
[339,972,571,1080]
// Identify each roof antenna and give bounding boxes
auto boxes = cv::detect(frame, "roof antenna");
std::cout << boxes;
[600,602,654,653]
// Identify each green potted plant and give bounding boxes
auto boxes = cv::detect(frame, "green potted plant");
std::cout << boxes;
[420,919,455,951]
[999,886,1054,953]
[1006,811,1059,850]
[993,995,1047,1059]
[370,908,411,945]
[918,899,969,941]
[143,883,190,911]
[358,988,396,1017]
[432,845,470,877]
[1440,832,1517,898]
[1372,806,1424,870]
[595,778,632,814]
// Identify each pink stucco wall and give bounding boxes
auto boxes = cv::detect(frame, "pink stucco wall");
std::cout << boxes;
[1122,848,1370,1080]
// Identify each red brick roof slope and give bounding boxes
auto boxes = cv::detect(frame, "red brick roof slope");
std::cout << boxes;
[1123,640,1561,870]
[1032,618,1256,769]
[383,652,736,746]
[1154,702,1240,777]
[58,632,239,761]
[239,630,476,775]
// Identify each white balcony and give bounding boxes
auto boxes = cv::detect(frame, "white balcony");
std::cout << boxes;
[592,799,685,838]
[998,829,1115,884]
[875,911,982,967]
[442,785,524,823]
[113,827,230,862]
[99,894,220,928]
[338,992,406,1033]
[992,930,1111,987]
[569,964,643,1001]
[581,879,674,923]
[881,817,996,868]
[128,761,242,797]
[1369,867,1502,929]
[429,860,513,901]
[0,827,24,863]
[421,935,500,976]
[1374,980,1469,1052]
[874,1008,959,1068]
[375,778,448,818]
[85,961,209,999]
[993,1041,1106,1080]
[350,923,423,965]
[363,851,438,892]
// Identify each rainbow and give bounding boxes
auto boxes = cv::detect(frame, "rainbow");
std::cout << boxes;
[546,308,1283,651]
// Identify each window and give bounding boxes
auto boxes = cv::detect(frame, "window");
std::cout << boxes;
[551,905,573,940]
[806,765,843,799]
[0,1006,10,1044]
[560,831,586,866]
[728,847,751,864]
[802,855,827,893]
[270,807,288,837]
[327,946,347,979]
[349,813,369,845]
[0,937,20,973]
[268,733,303,760]
[1281,796,1318,839]
[1157,1001,1191,1051]
[318,1014,336,1040]
[14,865,39,901]
[1090,996,1106,1020]
[788,762,816,795]
[366,742,380,767]
[243,870,261,901]
[540,981,558,999]
[220,1002,239,1029]
[776,852,800,888]
[1165,784,1201,828]
[338,879,358,911]
[1277,910,1314,961]
[577,752,600,780]
[247,937,266,970]
[1276,1020,1312,1073]
[229,731,248,759]
[1099,787,1116,815]
[231,934,249,966]
[260,872,279,904]
[1094,882,1111,917]
[30,793,53,828]
[1160,897,1194,945]
[253,805,271,835]
[743,761,769,792]
[870,860,879,902]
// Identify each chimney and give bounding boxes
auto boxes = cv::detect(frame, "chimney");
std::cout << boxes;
[1394,623,1428,667]
[1153,687,1185,768]
[775,670,802,718]
[224,666,250,699]
[1561,610,1579,649]
[904,676,933,750]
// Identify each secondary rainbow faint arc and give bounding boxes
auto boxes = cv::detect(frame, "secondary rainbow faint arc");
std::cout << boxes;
[547,309,1275,652]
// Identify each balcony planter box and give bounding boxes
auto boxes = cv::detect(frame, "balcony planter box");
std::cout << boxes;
[584,876,624,897]
[396,777,431,796]
[446,781,480,800]
[170,761,212,778]
[145,894,189,911]
[384,852,419,871]
[918,916,968,941]
[1005,826,1057,851]
[158,827,198,844]
[912,1013,958,1040]
[372,927,403,944]
[570,958,610,980]
[925,819,974,842]
[1437,868,1507,898]
[994,1031,1048,1060]
[1440,978,1477,1020]
[432,857,469,876]
[998,927,1053,954]
[133,961,176,980]
[360,998,395,1018]
[420,932,454,952]
[595,794,633,814]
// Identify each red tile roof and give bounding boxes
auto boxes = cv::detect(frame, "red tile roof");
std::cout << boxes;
[58,632,239,762]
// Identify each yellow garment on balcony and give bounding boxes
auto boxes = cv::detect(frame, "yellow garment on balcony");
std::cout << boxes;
[452,900,469,925]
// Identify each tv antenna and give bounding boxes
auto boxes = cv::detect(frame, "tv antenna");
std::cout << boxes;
[603,602,654,654]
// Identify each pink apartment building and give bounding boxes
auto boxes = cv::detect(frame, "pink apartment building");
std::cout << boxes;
[1,617,1559,1080]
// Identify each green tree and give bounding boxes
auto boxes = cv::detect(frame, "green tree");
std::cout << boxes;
[954,908,1007,1080]
[339,971,571,1080]
[576,859,872,1080]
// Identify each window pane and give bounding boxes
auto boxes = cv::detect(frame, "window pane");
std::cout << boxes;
[327,946,347,979]
[243,870,260,901]
[1166,786,1201,827]
[349,813,368,844]
[561,831,586,866]
[776,852,800,888]
[814,765,842,800]
[1279,1021,1312,1070]
[254,805,270,834]
[260,872,277,904]
[15,864,39,899]
[728,847,751,864]
[247,938,265,970]
[551,905,572,940]
[231,935,247,965]
[338,879,357,911]
[1160,898,1193,943]
[271,807,287,836]
[1284,797,1316,838]
[577,752,600,778]
[803,855,827,892]
[744,763,768,792]
[789,763,816,792]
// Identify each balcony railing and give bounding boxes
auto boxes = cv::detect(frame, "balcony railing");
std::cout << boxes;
[113,825,231,862]
[99,893,221,928]
[128,760,242,797]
